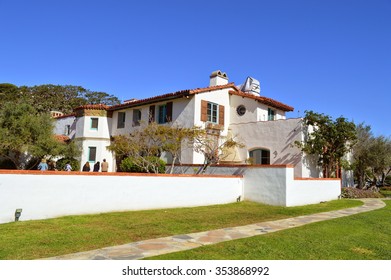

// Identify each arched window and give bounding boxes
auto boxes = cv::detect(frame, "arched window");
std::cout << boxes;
[249,149,270,164]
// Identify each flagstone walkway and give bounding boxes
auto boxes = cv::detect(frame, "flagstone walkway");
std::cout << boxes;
[45,198,386,260]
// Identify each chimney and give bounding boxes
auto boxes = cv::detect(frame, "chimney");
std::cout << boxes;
[209,70,229,86]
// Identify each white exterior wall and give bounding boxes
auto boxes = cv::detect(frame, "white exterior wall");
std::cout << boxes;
[242,166,341,206]
[230,95,260,124]
[80,139,114,171]
[256,106,286,121]
[191,89,231,164]
[53,116,76,138]
[75,116,111,139]
[0,173,242,224]
[75,116,114,171]
[243,167,288,206]
[229,118,305,177]
[287,177,341,206]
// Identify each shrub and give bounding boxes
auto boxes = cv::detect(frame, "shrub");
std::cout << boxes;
[120,156,166,173]
[56,158,80,171]
[341,187,384,199]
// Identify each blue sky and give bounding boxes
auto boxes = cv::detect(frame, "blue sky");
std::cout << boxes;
[1,0,390,136]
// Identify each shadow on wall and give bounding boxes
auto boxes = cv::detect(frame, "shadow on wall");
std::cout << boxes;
[274,121,302,166]
[303,154,321,178]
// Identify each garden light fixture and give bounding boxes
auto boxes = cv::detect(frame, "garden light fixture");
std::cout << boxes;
[15,209,22,221]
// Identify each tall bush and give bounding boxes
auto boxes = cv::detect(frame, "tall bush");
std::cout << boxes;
[120,156,166,173]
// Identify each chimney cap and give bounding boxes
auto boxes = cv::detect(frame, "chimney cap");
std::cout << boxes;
[210,70,228,79]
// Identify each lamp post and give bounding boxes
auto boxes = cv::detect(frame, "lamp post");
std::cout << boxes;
[15,209,22,221]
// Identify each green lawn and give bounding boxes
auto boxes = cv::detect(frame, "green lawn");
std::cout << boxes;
[0,199,361,260]
[147,200,391,260]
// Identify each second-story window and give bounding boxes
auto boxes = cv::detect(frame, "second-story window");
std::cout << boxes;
[201,100,224,126]
[64,125,71,135]
[158,104,167,124]
[133,109,141,126]
[207,102,218,123]
[268,108,276,121]
[117,112,126,129]
[157,102,173,124]
[91,118,99,130]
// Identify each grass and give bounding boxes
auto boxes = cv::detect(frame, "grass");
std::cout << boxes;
[147,200,391,260]
[380,190,391,197]
[0,199,362,260]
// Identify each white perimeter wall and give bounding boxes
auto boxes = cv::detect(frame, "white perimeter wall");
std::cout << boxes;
[0,165,342,224]
[0,172,242,224]
[243,166,341,206]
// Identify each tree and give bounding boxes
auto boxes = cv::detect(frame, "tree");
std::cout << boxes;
[352,124,391,189]
[367,135,391,187]
[352,124,374,188]
[107,122,196,174]
[189,128,244,174]
[83,90,121,106]
[0,83,20,104]
[107,123,243,174]
[295,110,357,178]
[0,102,71,169]
[1,84,121,115]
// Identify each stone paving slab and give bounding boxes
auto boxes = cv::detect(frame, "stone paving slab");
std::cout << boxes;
[44,198,386,260]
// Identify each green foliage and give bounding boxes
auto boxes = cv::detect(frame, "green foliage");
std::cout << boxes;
[352,123,391,188]
[108,123,196,174]
[0,102,66,169]
[1,84,120,114]
[295,110,357,178]
[56,157,80,171]
[120,156,166,173]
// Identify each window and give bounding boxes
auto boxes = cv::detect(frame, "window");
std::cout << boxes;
[88,147,97,162]
[236,105,246,116]
[64,125,71,135]
[157,102,173,124]
[268,108,276,121]
[133,109,141,126]
[201,100,224,126]
[158,104,167,124]
[91,118,99,129]
[249,149,270,164]
[207,102,218,123]
[117,112,126,129]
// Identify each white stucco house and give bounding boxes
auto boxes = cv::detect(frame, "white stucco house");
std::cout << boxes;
[54,70,339,181]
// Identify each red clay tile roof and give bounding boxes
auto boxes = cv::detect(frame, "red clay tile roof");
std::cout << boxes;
[53,113,76,119]
[54,135,70,142]
[95,83,293,112]
[228,90,294,112]
[74,104,110,111]
[108,83,238,111]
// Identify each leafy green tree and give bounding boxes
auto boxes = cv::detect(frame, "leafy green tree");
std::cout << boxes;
[1,84,121,114]
[0,102,69,169]
[83,90,121,106]
[108,122,193,173]
[352,124,374,188]
[352,124,391,188]
[0,83,20,104]
[367,136,391,187]
[295,110,357,178]
[189,128,244,174]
